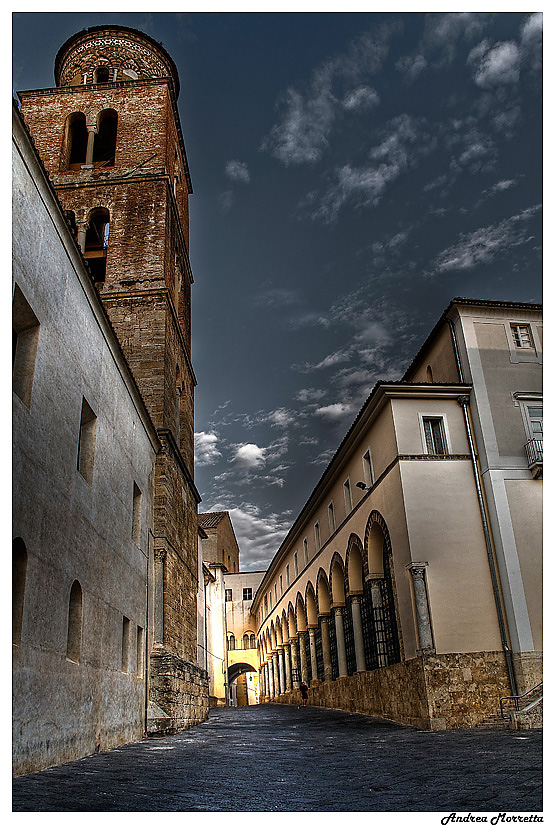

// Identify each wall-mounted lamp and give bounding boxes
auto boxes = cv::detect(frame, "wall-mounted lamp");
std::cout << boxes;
[356,481,368,490]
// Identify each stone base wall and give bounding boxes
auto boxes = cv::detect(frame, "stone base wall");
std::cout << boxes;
[272,651,513,729]
[512,651,543,694]
[147,647,209,735]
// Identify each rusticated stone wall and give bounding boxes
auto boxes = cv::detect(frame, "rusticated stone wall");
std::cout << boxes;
[273,651,513,729]
[148,648,209,735]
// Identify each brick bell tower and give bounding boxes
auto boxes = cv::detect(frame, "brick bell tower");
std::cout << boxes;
[18,26,208,732]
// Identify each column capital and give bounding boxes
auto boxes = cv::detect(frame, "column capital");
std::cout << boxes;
[154,549,167,562]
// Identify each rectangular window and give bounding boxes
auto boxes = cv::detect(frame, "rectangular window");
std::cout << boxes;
[136,625,144,678]
[77,398,97,484]
[286,564,290,587]
[303,538,308,566]
[423,417,447,455]
[343,478,353,514]
[13,284,40,408]
[269,592,272,609]
[132,483,142,545]
[243,587,253,601]
[328,502,336,535]
[264,595,268,616]
[511,323,533,349]
[121,616,130,672]
[314,521,321,549]
[294,552,298,577]
[274,583,277,602]
[362,449,374,487]
[526,405,543,440]
[280,574,283,595]
[225,588,232,602]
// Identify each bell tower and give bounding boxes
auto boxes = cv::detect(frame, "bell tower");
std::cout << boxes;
[18,26,207,732]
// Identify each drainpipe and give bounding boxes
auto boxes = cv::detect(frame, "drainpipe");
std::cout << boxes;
[447,318,518,699]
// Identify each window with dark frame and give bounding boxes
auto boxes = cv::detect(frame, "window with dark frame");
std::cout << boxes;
[423,417,448,455]
[243,587,253,601]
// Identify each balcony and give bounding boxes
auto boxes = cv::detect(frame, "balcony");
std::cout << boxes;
[524,438,543,479]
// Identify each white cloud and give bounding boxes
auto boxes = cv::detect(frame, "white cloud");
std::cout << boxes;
[232,443,266,469]
[266,408,296,428]
[431,205,540,273]
[194,431,222,466]
[468,40,520,88]
[342,85,380,112]
[225,159,250,183]
[314,402,354,422]
[295,388,326,403]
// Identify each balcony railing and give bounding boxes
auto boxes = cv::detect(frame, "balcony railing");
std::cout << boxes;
[524,438,543,478]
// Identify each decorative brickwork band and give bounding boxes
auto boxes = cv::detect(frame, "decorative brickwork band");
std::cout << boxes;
[407,563,434,652]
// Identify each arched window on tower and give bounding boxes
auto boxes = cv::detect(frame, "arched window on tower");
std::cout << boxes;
[13,538,28,646]
[65,112,88,170]
[227,634,235,652]
[66,580,83,663]
[93,109,117,168]
[243,633,249,650]
[84,208,110,283]
[94,66,110,83]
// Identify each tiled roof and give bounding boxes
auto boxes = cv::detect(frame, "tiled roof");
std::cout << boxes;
[198,512,228,529]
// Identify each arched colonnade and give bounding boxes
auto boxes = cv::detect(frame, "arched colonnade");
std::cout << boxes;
[257,511,402,700]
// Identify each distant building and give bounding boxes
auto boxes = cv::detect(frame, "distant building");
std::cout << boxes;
[253,298,542,729]
[198,513,265,705]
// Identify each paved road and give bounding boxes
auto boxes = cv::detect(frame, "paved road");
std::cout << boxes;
[13,704,542,812]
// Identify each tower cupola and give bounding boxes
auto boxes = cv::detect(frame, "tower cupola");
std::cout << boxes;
[54,25,180,97]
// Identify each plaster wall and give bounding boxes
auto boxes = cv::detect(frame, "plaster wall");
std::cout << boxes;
[13,112,156,775]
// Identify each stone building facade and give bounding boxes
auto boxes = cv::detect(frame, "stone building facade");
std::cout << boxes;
[13,102,158,775]
[253,299,542,729]
[15,24,208,770]
[198,513,265,705]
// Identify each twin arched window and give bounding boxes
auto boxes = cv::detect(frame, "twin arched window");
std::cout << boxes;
[242,633,256,650]
[64,109,118,171]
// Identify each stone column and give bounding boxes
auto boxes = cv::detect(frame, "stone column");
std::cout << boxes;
[320,616,333,681]
[334,606,348,677]
[85,126,97,166]
[407,563,434,652]
[272,653,279,698]
[278,647,285,695]
[290,639,300,689]
[308,627,319,683]
[284,642,292,691]
[265,662,271,699]
[350,595,367,672]
[298,631,309,683]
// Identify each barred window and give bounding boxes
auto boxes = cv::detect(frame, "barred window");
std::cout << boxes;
[511,324,533,349]
[225,589,232,602]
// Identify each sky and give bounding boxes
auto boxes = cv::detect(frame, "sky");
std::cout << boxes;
[12,11,542,571]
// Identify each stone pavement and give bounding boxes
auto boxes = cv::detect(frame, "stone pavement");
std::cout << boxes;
[13,704,542,812]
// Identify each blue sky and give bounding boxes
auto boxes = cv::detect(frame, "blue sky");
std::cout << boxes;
[13,11,542,570]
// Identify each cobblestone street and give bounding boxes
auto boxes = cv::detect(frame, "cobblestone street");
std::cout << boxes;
[13,705,542,812]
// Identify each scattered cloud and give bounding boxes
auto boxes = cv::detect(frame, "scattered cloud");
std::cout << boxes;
[225,159,250,183]
[261,23,398,166]
[430,205,540,273]
[227,504,291,569]
[254,287,300,308]
[342,85,380,112]
[194,431,222,466]
[395,54,427,82]
[295,388,327,403]
[219,189,234,212]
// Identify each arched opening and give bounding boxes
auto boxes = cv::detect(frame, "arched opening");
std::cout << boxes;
[330,559,346,607]
[66,580,83,663]
[13,538,28,645]
[362,513,402,669]
[227,662,258,706]
[426,365,434,383]
[347,541,364,595]
[94,66,110,83]
[93,109,117,168]
[84,208,110,283]
[65,112,88,170]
